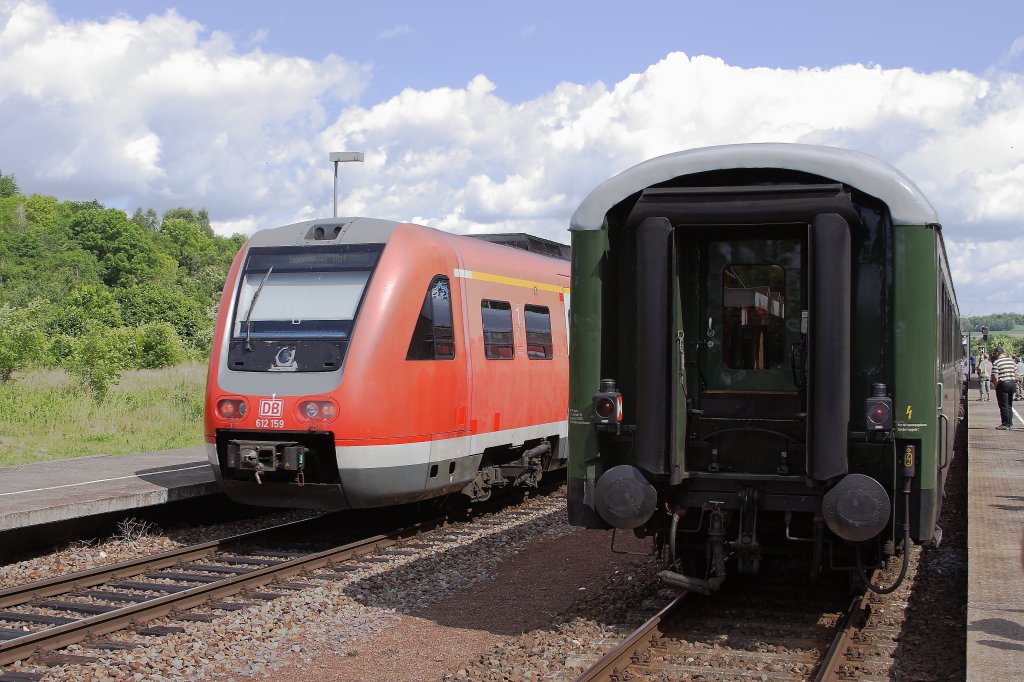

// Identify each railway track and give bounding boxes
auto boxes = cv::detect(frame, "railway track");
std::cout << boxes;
[576,563,912,681]
[0,483,563,679]
[0,514,445,670]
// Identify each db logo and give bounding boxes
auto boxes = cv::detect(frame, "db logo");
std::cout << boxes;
[258,398,284,418]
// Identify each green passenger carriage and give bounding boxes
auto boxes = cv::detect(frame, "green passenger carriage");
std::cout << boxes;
[567,143,962,592]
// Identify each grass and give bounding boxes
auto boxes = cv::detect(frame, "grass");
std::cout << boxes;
[0,363,206,467]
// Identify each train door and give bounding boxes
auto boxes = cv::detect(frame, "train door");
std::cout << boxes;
[422,268,471,488]
[687,231,808,476]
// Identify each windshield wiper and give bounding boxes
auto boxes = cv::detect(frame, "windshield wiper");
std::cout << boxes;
[244,266,274,352]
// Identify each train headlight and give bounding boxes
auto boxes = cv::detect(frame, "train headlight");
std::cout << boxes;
[217,398,247,421]
[592,378,623,432]
[864,383,892,432]
[298,400,338,422]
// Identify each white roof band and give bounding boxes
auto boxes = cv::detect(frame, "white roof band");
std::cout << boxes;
[569,143,939,231]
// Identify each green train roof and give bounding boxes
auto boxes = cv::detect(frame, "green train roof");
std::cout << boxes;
[570,143,939,231]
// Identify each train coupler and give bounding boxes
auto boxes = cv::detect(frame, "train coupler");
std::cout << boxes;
[225,440,307,482]
[660,503,728,595]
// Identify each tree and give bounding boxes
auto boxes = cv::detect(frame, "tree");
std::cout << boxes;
[0,171,20,199]
[986,333,1024,358]
[161,207,212,235]
[0,304,47,382]
[49,284,123,337]
[130,207,159,232]
[117,284,209,351]
[70,208,172,287]
[160,217,216,275]
[24,194,61,230]
[45,334,76,369]
[0,194,241,373]
[962,313,1024,333]
[65,326,129,400]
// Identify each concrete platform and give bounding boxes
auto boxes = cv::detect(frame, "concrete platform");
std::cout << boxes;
[966,382,1024,678]
[0,447,216,533]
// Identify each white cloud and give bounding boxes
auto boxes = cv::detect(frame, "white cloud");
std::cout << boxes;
[319,52,1024,313]
[996,36,1024,71]
[376,24,412,40]
[3,2,1024,313]
[246,28,268,47]
[122,131,163,176]
[946,237,1024,315]
[0,0,368,218]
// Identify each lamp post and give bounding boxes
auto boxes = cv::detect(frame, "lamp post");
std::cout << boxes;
[329,151,364,218]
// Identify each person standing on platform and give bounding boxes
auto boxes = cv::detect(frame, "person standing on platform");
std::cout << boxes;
[1015,355,1024,400]
[977,353,993,402]
[991,347,1017,429]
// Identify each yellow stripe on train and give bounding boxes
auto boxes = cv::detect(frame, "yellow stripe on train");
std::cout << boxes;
[454,268,569,294]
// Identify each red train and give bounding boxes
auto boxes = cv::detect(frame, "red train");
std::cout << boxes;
[204,217,570,509]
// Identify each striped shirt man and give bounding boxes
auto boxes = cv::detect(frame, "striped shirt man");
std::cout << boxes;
[994,354,1016,383]
[993,351,1017,429]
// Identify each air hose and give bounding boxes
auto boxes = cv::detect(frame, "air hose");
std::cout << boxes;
[856,475,912,594]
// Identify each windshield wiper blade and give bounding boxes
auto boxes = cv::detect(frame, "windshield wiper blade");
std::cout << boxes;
[244,266,273,352]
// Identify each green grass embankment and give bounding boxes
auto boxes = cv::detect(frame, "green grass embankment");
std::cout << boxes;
[0,363,205,467]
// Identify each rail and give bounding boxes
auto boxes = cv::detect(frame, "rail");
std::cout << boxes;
[0,515,443,666]
[576,591,688,682]
[813,575,876,681]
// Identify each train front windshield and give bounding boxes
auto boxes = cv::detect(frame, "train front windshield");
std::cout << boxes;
[227,244,383,372]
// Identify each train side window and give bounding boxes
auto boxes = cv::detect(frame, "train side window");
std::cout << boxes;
[722,264,786,370]
[406,276,455,360]
[482,300,514,359]
[524,305,552,359]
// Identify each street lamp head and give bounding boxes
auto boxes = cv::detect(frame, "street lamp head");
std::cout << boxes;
[329,152,364,163]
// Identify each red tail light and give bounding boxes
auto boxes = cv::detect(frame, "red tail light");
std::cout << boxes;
[217,399,247,421]
[298,400,338,422]
[868,403,890,425]
[864,383,893,432]
[595,397,616,420]
[592,378,623,434]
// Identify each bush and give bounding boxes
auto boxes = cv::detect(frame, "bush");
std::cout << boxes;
[65,327,129,399]
[45,334,77,368]
[110,326,143,369]
[49,285,124,338]
[117,285,210,351]
[138,322,185,368]
[0,304,47,382]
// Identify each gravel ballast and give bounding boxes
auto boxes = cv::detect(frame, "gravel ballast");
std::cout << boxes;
[1,432,968,682]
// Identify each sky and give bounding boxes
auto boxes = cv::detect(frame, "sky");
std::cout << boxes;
[1,1,1023,314]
